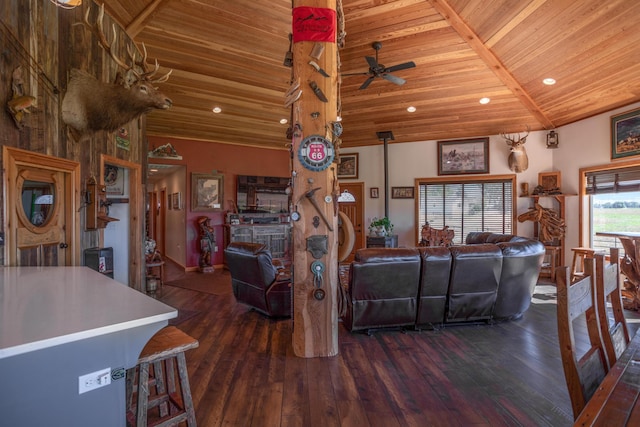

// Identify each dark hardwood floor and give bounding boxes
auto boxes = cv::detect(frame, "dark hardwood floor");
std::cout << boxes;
[156,261,640,427]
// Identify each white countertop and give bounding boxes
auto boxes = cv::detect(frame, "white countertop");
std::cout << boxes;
[0,266,177,359]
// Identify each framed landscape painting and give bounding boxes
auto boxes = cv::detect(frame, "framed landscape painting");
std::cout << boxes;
[337,153,359,179]
[611,107,640,159]
[438,137,489,175]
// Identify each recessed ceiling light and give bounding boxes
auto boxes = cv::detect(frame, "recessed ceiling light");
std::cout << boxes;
[150,168,158,172]
[543,78,556,85]
[479,97,491,104]
[280,118,288,124]
[212,106,222,113]
[407,106,416,113]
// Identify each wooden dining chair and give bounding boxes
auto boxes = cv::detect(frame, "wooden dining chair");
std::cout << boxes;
[556,261,609,419]
[595,248,630,368]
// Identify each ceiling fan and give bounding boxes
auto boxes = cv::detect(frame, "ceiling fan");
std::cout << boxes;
[344,41,416,90]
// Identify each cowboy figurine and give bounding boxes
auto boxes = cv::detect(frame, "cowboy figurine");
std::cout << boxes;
[197,216,215,272]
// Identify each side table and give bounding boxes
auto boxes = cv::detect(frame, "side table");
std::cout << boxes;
[366,235,398,248]
[145,251,165,297]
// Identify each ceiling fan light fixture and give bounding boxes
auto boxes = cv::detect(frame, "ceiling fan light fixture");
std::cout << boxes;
[479,97,491,104]
[49,0,82,9]
[407,106,416,113]
[543,77,556,85]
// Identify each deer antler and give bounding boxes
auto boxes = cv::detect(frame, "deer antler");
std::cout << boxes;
[83,4,172,83]
[84,4,131,72]
[501,125,530,146]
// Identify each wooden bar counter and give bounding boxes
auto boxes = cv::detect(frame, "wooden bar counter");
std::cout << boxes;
[0,266,177,427]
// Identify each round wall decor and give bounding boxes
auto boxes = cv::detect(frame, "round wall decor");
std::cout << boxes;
[298,135,334,171]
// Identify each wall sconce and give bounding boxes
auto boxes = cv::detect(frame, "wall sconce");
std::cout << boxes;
[49,0,82,9]
[546,130,559,149]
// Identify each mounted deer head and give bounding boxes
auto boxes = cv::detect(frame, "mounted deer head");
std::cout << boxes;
[62,4,172,139]
[501,126,530,173]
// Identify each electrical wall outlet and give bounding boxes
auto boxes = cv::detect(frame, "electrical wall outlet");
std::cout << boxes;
[214,245,218,252]
[79,368,111,394]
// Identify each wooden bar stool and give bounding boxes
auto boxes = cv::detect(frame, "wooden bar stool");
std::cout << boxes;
[126,326,199,426]
[570,247,600,282]
[540,245,561,281]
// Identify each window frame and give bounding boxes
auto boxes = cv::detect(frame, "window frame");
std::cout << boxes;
[414,174,517,246]
[579,159,640,248]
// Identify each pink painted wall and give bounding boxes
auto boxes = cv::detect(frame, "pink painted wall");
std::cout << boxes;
[149,136,289,267]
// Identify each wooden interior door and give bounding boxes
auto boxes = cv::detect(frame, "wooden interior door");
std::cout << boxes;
[4,147,80,266]
[338,182,365,263]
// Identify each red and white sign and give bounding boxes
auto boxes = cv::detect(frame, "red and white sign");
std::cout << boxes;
[292,7,336,43]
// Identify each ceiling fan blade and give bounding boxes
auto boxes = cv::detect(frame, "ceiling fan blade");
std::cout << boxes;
[384,61,416,73]
[381,73,406,85]
[359,76,376,90]
[341,71,371,77]
[365,56,378,69]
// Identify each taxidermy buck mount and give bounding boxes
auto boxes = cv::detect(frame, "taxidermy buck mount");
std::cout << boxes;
[501,126,530,173]
[62,4,172,141]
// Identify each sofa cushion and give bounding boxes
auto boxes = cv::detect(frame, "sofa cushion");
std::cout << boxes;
[447,244,503,322]
[346,248,421,331]
[416,247,452,326]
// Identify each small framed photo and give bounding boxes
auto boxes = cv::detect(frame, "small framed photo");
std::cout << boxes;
[538,172,561,192]
[391,186,414,199]
[192,172,224,211]
[438,137,489,175]
[370,187,379,198]
[611,107,640,160]
[172,192,181,210]
[337,153,359,179]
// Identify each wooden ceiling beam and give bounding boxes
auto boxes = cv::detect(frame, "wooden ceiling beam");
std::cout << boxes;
[426,0,556,130]
[126,0,168,38]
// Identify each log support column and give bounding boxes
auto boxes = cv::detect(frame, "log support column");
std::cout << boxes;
[290,0,339,357]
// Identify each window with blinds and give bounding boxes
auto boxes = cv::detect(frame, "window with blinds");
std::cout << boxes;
[586,166,640,194]
[417,177,515,244]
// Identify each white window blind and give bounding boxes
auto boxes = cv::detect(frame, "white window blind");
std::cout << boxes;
[418,178,514,244]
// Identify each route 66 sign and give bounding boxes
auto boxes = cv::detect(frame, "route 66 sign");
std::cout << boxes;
[298,135,335,171]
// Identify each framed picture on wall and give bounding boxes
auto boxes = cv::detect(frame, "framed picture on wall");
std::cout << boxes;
[437,137,489,175]
[172,192,181,210]
[104,165,125,195]
[192,173,224,211]
[391,186,414,199]
[370,187,379,198]
[337,153,359,179]
[538,171,561,192]
[611,107,640,159]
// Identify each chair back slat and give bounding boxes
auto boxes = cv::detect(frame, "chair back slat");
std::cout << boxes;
[595,248,630,367]
[556,261,609,419]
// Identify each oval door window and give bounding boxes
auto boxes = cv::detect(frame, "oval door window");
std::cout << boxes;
[21,179,55,227]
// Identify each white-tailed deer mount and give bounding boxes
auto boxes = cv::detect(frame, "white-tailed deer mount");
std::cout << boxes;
[62,4,172,139]
[501,126,530,173]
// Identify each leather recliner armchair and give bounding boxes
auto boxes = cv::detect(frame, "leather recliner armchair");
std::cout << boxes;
[224,242,291,317]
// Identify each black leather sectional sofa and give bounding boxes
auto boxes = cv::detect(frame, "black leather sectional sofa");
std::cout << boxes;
[341,233,545,333]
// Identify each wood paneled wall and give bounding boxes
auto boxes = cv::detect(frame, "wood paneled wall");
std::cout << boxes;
[0,0,147,269]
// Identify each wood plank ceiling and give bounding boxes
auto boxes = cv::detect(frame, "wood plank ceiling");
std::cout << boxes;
[98,0,640,150]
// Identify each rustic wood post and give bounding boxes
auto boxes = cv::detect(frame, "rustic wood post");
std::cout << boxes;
[290,0,339,357]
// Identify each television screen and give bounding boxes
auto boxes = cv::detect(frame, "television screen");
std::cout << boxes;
[236,175,289,214]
